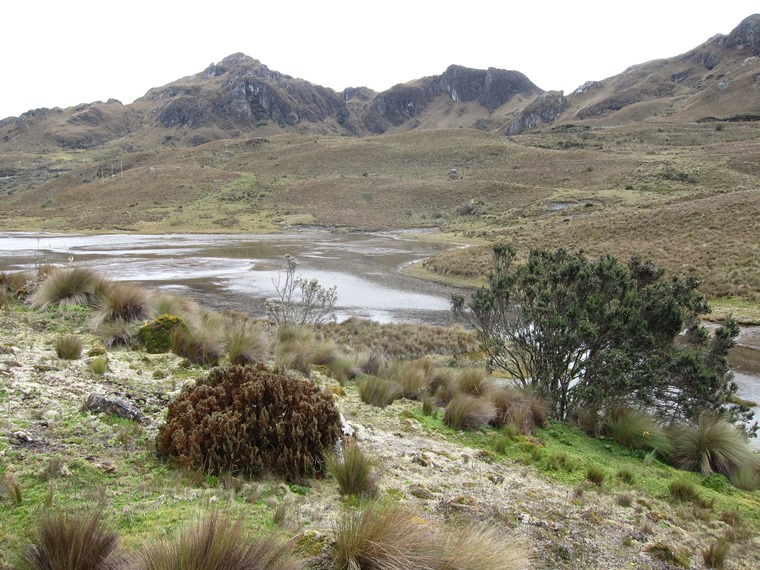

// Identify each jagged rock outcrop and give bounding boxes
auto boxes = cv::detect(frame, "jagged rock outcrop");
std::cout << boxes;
[141,54,348,142]
[362,64,540,134]
[506,91,570,134]
[438,65,539,110]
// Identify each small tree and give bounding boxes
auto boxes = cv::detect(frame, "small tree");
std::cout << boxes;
[266,255,337,325]
[452,246,751,430]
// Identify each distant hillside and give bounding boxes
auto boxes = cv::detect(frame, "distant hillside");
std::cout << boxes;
[1,14,758,150]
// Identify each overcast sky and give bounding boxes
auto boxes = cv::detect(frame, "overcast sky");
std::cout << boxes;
[2,1,757,120]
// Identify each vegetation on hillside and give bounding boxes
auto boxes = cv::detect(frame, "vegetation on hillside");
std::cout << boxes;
[0,259,759,569]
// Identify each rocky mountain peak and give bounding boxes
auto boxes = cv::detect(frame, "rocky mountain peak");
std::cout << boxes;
[724,13,760,54]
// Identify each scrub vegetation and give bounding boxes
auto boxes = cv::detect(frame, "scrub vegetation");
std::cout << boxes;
[0,257,758,569]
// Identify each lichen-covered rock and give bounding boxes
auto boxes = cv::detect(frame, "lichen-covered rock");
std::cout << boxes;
[86,393,143,422]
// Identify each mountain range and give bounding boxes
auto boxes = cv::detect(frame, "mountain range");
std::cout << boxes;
[1,14,759,151]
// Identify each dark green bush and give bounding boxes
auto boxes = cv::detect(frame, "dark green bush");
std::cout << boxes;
[156,364,341,480]
[139,314,189,353]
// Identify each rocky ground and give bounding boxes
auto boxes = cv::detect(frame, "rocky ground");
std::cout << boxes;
[1,305,758,569]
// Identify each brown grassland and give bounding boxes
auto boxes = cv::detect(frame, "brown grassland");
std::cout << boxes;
[1,121,760,311]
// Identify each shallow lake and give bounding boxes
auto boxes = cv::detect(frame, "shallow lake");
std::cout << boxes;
[0,231,466,325]
[1,230,758,446]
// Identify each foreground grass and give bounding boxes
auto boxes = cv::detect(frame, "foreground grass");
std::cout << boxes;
[409,408,760,529]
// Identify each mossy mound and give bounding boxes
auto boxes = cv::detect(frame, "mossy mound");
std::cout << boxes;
[138,314,188,353]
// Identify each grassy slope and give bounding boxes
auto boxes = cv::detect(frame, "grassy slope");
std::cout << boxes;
[1,122,759,307]
[1,299,759,569]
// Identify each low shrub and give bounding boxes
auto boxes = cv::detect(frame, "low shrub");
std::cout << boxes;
[156,364,341,480]
[356,376,401,408]
[443,394,496,430]
[55,334,83,360]
[133,512,299,570]
[19,510,122,570]
[30,267,105,309]
[326,441,379,499]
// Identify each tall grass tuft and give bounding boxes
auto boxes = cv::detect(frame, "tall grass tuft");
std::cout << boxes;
[20,510,123,570]
[170,326,224,366]
[389,358,432,400]
[441,523,530,570]
[326,441,379,499]
[585,466,606,486]
[91,356,108,375]
[604,407,673,455]
[456,367,491,397]
[670,413,760,487]
[30,267,105,309]
[489,387,548,434]
[90,282,151,330]
[225,321,271,366]
[331,504,437,570]
[134,512,299,570]
[702,537,731,569]
[274,326,340,374]
[356,376,401,408]
[443,394,496,430]
[55,334,83,360]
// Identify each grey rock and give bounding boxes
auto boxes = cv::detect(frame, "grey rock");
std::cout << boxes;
[86,393,142,421]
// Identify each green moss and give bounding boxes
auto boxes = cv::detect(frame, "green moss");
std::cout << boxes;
[138,314,188,353]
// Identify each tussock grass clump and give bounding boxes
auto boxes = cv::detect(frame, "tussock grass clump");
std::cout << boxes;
[702,537,731,569]
[30,267,105,309]
[604,407,672,455]
[489,387,548,435]
[0,270,32,298]
[225,321,271,366]
[326,441,379,499]
[134,512,299,570]
[19,510,122,570]
[330,504,528,570]
[90,281,151,328]
[1,474,23,505]
[670,413,760,488]
[440,523,530,570]
[170,326,224,366]
[356,376,401,408]
[319,317,478,359]
[152,292,202,329]
[389,358,431,400]
[331,504,437,570]
[275,326,341,374]
[91,355,108,375]
[668,480,703,504]
[54,334,83,360]
[443,394,496,430]
[456,367,491,397]
[585,466,606,486]
[617,469,636,485]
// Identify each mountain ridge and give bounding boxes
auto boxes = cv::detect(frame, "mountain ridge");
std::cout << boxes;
[2,13,758,150]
